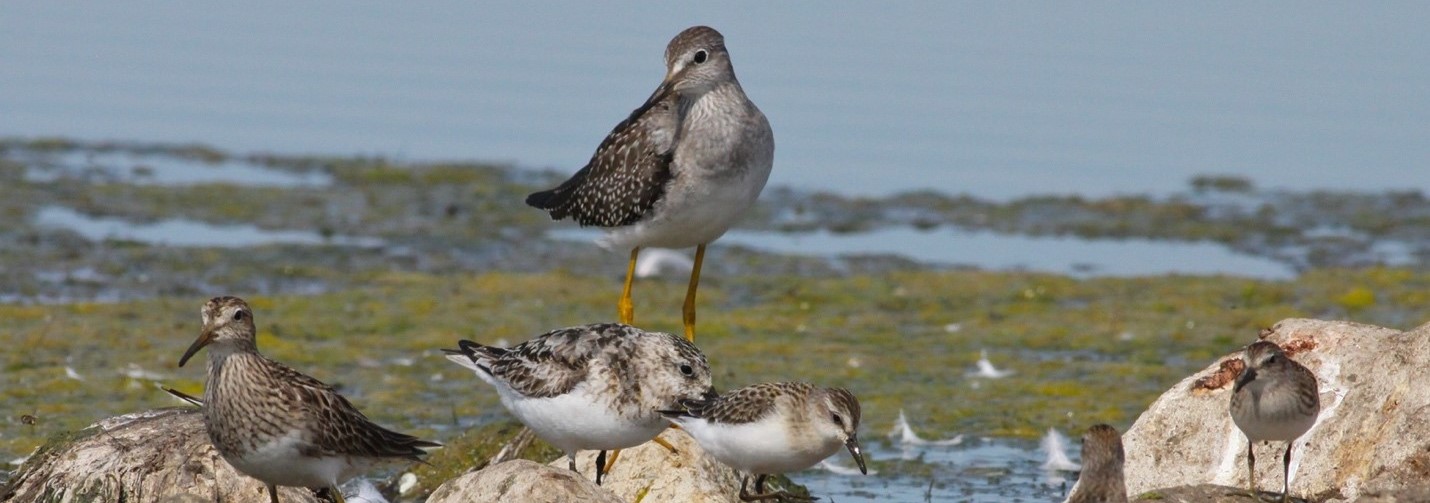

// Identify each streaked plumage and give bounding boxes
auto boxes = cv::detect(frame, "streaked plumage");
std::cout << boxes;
[177,296,438,503]
[443,323,715,484]
[526,25,775,341]
[662,382,867,501]
[1229,341,1320,503]
[1065,424,1128,503]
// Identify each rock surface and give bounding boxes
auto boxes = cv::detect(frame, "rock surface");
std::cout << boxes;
[548,428,745,502]
[426,427,746,503]
[1123,318,1430,501]
[426,459,621,503]
[1130,483,1430,503]
[1,407,322,503]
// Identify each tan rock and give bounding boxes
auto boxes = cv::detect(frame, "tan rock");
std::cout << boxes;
[1123,318,1430,501]
[425,459,621,503]
[1,408,321,503]
[545,428,743,502]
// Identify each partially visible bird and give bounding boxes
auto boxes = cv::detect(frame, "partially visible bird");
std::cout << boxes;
[526,25,774,342]
[662,382,867,501]
[1229,341,1320,503]
[1064,424,1128,503]
[177,296,439,503]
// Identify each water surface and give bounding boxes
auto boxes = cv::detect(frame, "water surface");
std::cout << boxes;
[4,2,1428,198]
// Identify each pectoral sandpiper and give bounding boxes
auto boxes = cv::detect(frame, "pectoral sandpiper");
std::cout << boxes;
[177,296,439,503]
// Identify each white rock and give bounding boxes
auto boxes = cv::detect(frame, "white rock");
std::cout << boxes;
[1124,318,1430,500]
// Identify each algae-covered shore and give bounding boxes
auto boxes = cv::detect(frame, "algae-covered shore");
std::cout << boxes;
[1,139,1426,497]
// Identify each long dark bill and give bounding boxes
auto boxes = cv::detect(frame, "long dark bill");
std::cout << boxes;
[177,329,215,367]
[846,435,868,475]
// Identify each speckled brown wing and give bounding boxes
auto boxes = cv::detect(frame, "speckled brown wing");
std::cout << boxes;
[482,323,645,398]
[682,382,816,425]
[267,360,438,460]
[525,85,678,228]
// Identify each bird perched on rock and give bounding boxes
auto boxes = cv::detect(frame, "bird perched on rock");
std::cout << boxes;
[662,382,867,501]
[526,25,774,342]
[1229,340,1320,503]
[444,323,715,484]
[178,296,439,503]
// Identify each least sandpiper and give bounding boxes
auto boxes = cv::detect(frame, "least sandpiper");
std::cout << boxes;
[1065,424,1128,503]
[661,382,867,501]
[177,296,439,503]
[443,323,715,484]
[1229,341,1319,503]
[526,25,774,341]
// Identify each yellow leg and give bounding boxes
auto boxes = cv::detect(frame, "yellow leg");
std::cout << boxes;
[653,435,680,453]
[682,244,707,341]
[619,247,640,325]
[602,448,622,474]
[601,433,682,474]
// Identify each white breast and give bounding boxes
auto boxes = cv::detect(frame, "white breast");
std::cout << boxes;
[500,386,667,454]
[224,429,369,488]
[675,416,840,475]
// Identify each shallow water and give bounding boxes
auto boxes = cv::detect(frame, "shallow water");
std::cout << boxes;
[18,149,332,187]
[3,2,1429,198]
[801,437,1075,503]
[555,227,1297,280]
[33,206,381,248]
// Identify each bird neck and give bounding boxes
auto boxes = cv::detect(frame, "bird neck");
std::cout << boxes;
[206,339,258,366]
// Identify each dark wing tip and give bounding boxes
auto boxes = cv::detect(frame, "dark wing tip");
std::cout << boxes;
[453,339,504,357]
[526,189,559,210]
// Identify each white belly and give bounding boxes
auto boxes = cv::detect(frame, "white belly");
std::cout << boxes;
[598,164,771,251]
[223,430,367,488]
[1232,410,1317,442]
[501,387,665,454]
[676,417,839,475]
[1231,380,1318,442]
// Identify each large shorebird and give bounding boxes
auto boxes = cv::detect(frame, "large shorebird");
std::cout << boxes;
[526,25,774,342]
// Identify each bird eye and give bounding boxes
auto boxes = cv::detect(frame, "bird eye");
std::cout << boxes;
[233,311,245,321]
[679,364,694,376]
[693,50,708,64]
[832,413,844,426]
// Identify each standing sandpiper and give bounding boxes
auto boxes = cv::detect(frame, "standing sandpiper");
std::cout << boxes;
[526,25,775,342]
[178,296,439,503]
[1229,341,1320,503]
[443,323,716,485]
[661,382,867,501]
[1064,424,1128,503]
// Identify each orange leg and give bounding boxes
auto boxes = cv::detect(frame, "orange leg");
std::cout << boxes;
[601,434,680,474]
[619,247,640,325]
[682,244,707,341]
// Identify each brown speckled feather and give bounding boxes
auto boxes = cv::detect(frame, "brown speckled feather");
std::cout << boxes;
[1067,424,1128,503]
[445,323,706,400]
[525,83,678,227]
[675,382,818,425]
